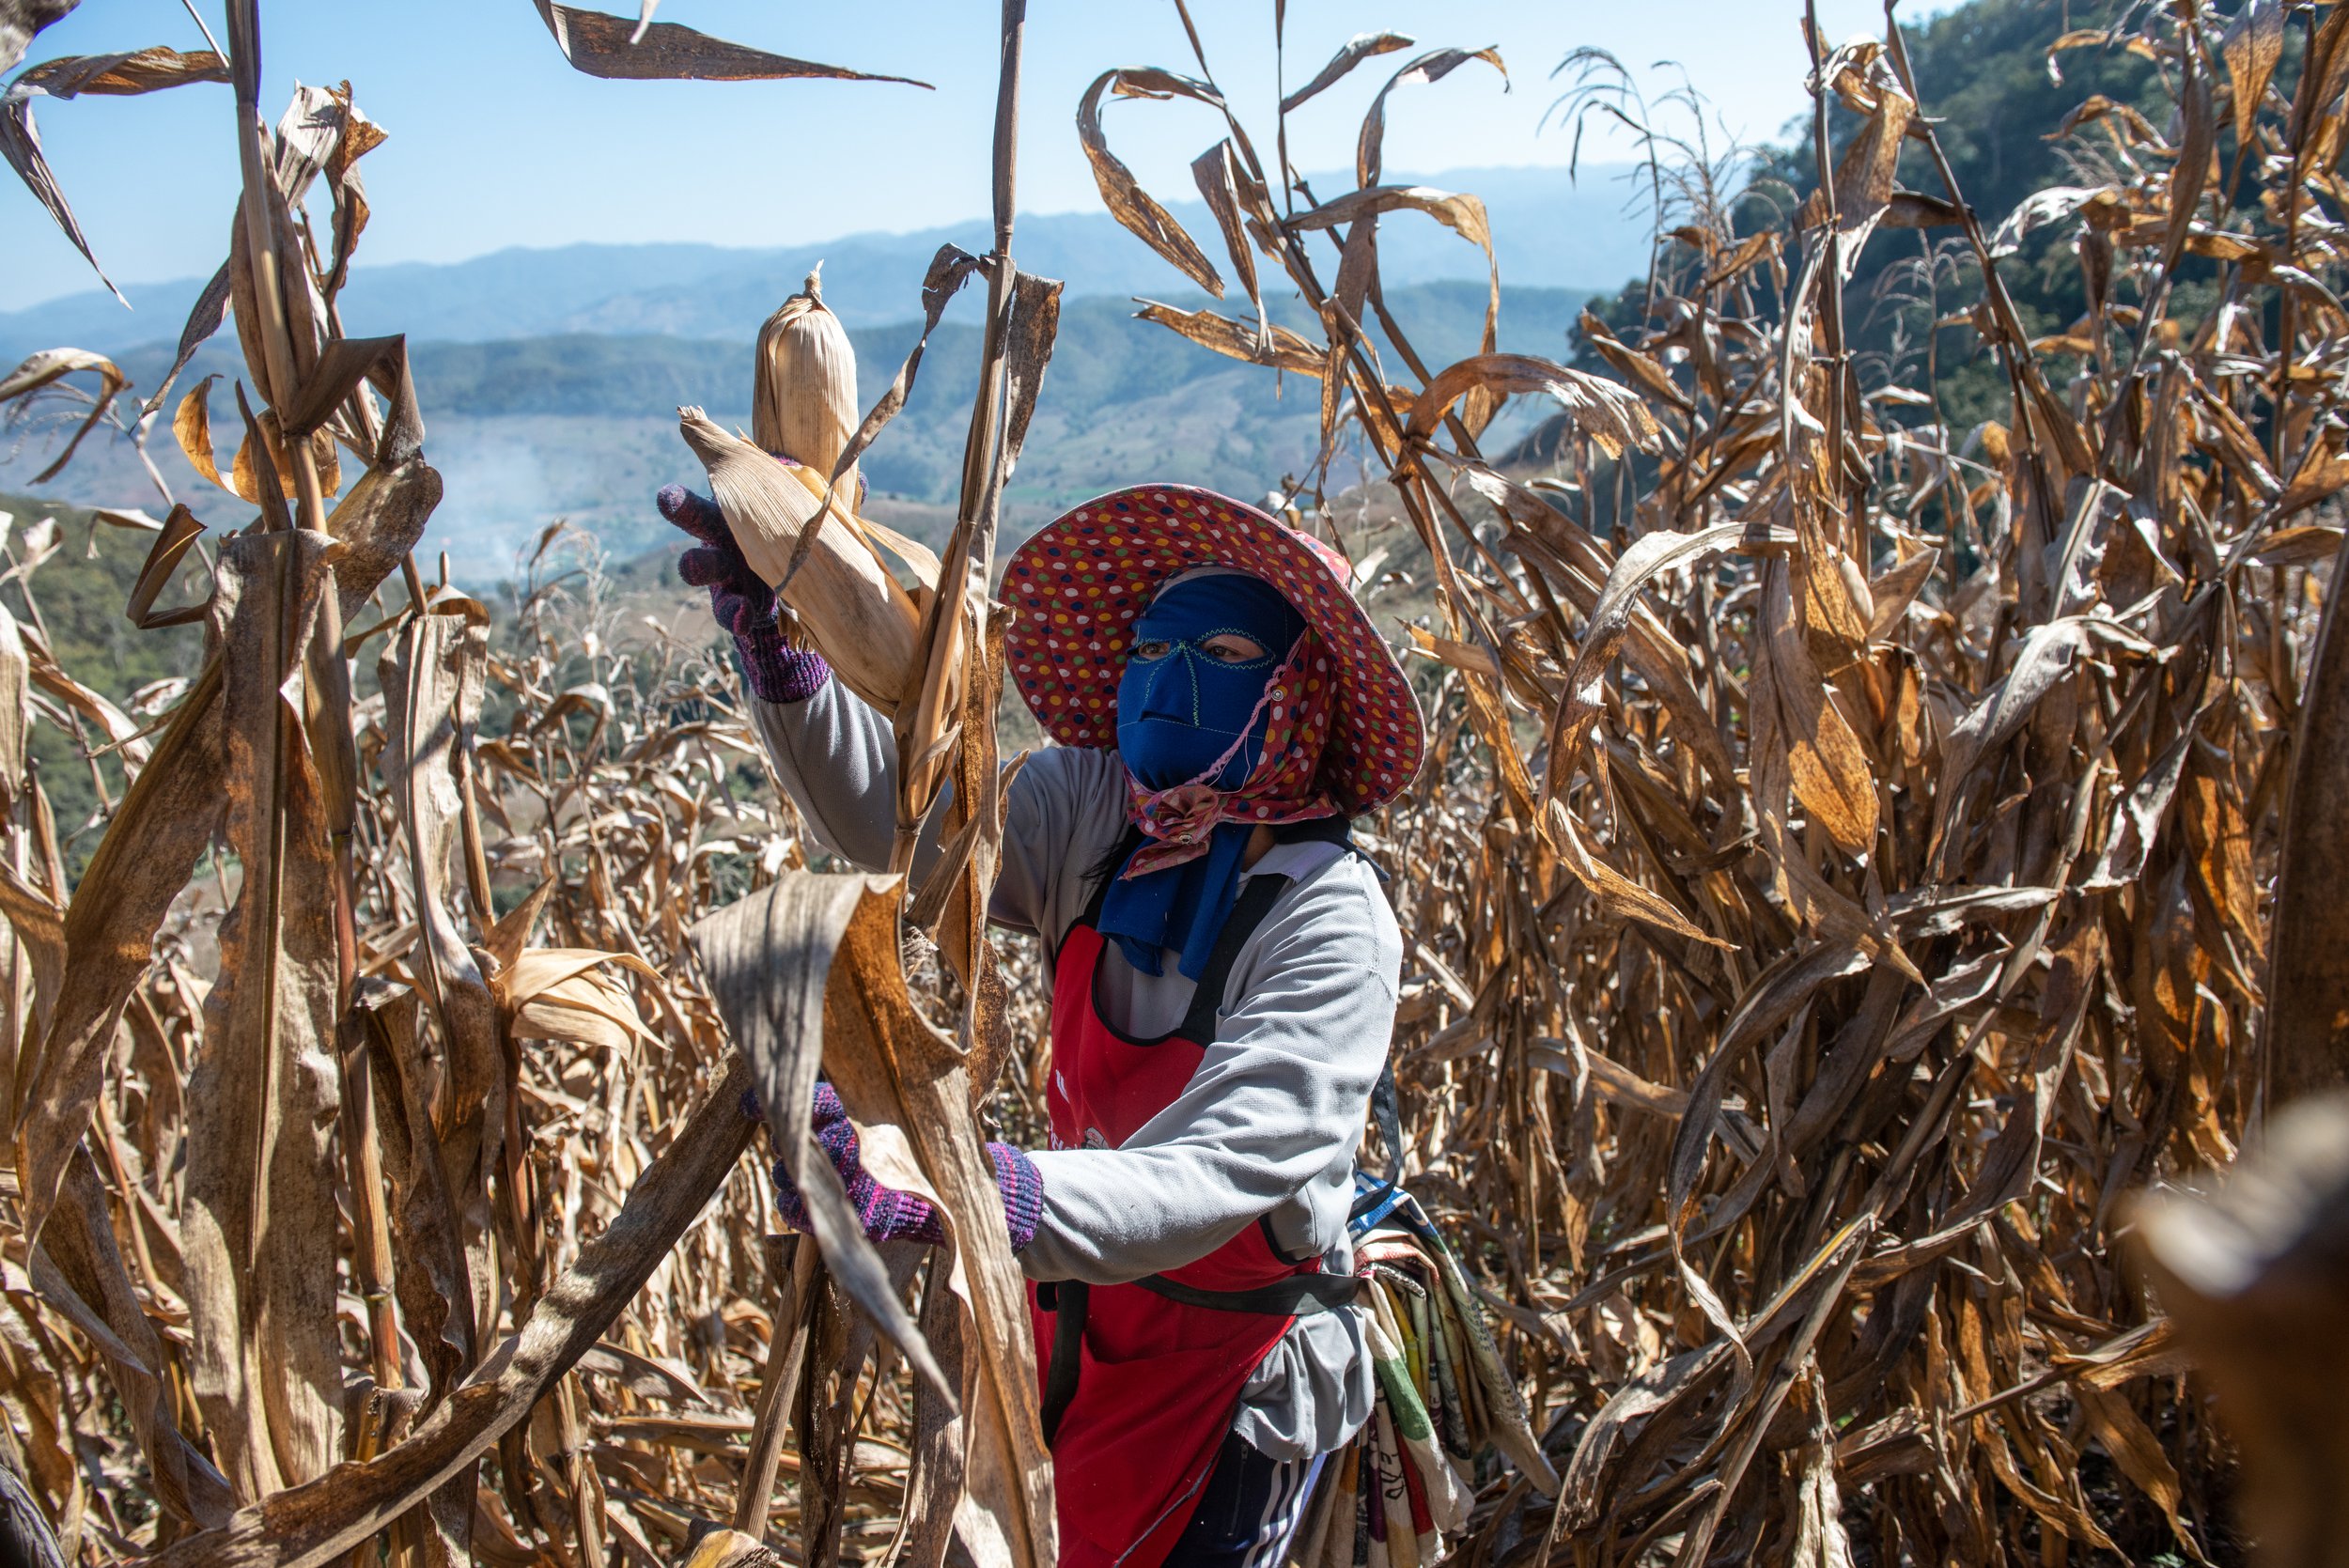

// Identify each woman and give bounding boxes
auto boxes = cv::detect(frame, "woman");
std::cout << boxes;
[661,481,1424,1568]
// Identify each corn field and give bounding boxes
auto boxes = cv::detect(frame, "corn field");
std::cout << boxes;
[2,0,2346,1563]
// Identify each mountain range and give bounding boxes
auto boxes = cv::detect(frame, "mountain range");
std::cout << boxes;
[0,163,1649,573]
[1,163,1647,349]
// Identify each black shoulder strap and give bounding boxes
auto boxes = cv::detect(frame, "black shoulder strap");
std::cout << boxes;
[1272,814,1354,848]
[1370,1060,1404,1181]
[1276,812,1389,881]
[1347,1062,1409,1223]
[1133,1269,1361,1315]
[1037,1280,1088,1447]
[1175,873,1289,1042]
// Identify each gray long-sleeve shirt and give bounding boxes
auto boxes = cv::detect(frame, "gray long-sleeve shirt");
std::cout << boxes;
[750,677,1398,1458]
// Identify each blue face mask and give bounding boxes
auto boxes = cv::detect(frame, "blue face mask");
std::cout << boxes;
[1116,573,1308,791]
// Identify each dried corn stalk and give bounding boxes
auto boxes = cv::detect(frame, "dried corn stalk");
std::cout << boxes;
[0,1,961,1562]
[1066,4,2349,1561]
[8,2,2349,1565]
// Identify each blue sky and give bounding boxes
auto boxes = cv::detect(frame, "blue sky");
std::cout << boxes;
[6,0,1931,312]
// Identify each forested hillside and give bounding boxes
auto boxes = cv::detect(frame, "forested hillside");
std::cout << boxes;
[0,496,206,859]
[1577,0,2170,427]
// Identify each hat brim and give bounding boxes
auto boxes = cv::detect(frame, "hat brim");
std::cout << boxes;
[1003,485,1424,816]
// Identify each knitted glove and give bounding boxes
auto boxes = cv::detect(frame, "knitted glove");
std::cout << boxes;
[656,481,832,704]
[765,1083,1043,1251]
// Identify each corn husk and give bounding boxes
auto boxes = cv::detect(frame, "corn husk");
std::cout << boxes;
[495,948,660,1051]
[677,405,920,715]
[754,264,860,497]
[679,1528,786,1568]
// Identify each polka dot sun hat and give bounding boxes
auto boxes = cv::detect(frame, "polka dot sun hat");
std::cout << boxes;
[1003,484,1425,816]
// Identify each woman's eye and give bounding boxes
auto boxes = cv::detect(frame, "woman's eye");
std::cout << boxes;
[1130,639,1172,661]
[1202,636,1266,661]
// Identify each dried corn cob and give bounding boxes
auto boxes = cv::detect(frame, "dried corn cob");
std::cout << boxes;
[677,406,919,715]
[753,265,860,496]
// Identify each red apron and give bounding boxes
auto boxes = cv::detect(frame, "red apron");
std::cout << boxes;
[1030,873,1337,1568]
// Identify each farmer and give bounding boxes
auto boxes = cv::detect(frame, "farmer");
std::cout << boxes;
[659,481,1423,1568]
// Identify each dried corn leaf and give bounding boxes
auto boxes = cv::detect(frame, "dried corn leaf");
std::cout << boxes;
[181,530,345,1497]
[354,978,476,1408]
[0,348,125,484]
[687,871,951,1398]
[10,656,224,1246]
[142,1056,760,1568]
[31,1149,232,1527]
[1283,31,1415,114]
[530,0,926,85]
[379,599,505,1352]
[1134,301,1323,375]
[499,948,660,1051]
[13,44,226,97]
[0,92,120,301]
[818,886,1054,1568]
[1408,352,1660,459]
[2222,0,2284,149]
[1078,68,1225,295]
[0,0,79,76]
[1355,47,1504,190]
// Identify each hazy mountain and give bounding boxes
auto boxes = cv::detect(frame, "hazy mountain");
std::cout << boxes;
[0,163,1650,357]
[3,161,1645,577]
[1,283,1603,576]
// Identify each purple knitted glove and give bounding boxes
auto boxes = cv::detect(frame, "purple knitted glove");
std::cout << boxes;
[656,482,832,704]
[769,1083,1043,1252]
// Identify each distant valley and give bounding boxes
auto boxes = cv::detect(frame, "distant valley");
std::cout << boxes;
[0,165,1642,576]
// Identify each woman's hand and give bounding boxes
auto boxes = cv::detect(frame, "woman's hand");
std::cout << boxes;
[657,483,832,704]
[764,1082,1043,1252]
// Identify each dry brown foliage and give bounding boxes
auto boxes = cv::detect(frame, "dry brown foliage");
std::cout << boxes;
[0,0,2345,1564]
[1081,3,2344,1563]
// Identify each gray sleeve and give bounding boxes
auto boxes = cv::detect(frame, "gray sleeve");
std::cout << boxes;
[749,689,1126,937]
[1018,862,1401,1284]
[749,681,901,872]
[984,744,1127,939]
